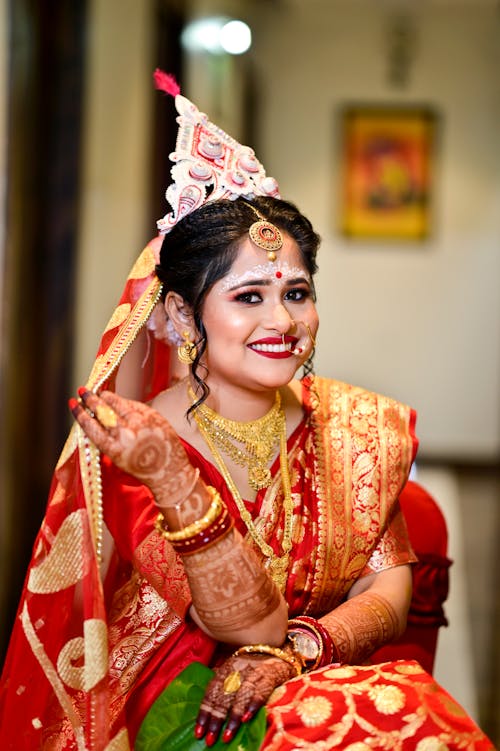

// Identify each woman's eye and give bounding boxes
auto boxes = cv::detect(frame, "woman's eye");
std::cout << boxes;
[234,291,262,304]
[284,287,310,302]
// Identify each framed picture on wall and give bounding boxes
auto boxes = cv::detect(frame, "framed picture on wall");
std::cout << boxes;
[338,106,437,240]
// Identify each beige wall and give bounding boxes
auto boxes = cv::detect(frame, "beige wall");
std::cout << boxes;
[76,0,500,463]
[249,0,500,462]
[74,0,156,386]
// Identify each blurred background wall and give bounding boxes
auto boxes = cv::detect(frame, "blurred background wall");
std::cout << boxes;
[0,0,498,742]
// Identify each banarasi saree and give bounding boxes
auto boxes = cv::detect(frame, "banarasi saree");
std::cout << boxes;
[0,240,493,750]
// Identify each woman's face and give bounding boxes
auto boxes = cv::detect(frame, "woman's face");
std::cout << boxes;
[199,233,319,395]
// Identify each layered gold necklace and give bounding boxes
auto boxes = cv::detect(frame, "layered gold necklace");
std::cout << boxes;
[189,387,294,591]
[189,388,284,491]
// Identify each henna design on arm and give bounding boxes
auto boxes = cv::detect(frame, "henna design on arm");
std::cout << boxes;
[183,530,282,639]
[319,591,402,665]
[161,483,209,530]
[72,389,286,643]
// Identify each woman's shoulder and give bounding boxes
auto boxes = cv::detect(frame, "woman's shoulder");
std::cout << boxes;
[302,375,414,416]
[150,378,197,440]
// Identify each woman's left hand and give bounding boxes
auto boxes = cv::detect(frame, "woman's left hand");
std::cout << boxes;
[195,653,296,746]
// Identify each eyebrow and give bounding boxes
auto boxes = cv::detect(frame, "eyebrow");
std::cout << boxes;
[227,276,311,292]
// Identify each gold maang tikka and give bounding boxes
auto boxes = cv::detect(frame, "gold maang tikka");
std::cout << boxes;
[247,205,283,262]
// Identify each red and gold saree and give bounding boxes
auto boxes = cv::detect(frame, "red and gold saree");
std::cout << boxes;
[0,240,493,750]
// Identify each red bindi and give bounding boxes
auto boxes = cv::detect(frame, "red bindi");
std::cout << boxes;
[275,271,282,278]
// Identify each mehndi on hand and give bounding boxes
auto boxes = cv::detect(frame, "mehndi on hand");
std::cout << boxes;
[195,650,297,746]
[70,389,197,508]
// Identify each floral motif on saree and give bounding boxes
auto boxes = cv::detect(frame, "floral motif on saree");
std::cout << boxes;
[262,661,494,750]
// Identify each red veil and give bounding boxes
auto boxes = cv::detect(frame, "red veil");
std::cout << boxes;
[0,238,203,750]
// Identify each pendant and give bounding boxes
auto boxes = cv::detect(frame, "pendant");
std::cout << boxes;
[268,554,290,591]
[248,465,271,491]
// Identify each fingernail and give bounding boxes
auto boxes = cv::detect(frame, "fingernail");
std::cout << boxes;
[242,710,253,723]
[194,723,205,739]
[68,397,80,414]
[205,731,217,747]
[77,386,89,398]
[222,728,234,743]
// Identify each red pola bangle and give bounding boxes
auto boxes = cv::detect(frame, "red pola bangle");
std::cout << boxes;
[155,485,234,555]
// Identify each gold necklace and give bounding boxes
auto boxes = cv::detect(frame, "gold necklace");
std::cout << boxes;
[188,388,284,491]
[190,391,294,591]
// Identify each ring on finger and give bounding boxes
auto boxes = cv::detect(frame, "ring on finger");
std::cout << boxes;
[223,671,241,694]
[95,403,118,429]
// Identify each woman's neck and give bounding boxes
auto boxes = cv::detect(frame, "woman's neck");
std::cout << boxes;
[191,379,279,423]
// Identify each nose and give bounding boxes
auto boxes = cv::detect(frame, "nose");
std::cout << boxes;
[269,302,294,333]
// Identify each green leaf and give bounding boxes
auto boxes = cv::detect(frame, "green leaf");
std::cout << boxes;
[135,662,267,751]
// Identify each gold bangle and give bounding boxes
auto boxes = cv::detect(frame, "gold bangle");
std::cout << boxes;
[233,644,302,676]
[155,486,223,541]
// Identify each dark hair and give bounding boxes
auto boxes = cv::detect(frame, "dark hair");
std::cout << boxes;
[155,196,321,403]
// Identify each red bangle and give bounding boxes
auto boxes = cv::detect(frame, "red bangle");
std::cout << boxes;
[169,507,234,556]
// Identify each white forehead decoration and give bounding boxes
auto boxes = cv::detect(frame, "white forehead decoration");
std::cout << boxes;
[220,261,311,293]
[154,70,281,236]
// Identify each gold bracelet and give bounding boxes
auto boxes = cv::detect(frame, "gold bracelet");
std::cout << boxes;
[155,485,223,541]
[233,644,302,676]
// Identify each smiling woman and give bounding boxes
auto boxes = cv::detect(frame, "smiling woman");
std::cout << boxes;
[163,227,318,400]
[0,75,493,751]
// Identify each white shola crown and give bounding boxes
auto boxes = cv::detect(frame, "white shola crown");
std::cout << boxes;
[154,70,281,234]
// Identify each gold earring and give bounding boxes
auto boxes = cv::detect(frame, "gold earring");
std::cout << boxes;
[177,330,197,364]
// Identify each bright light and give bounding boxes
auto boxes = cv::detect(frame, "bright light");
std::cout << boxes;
[220,20,252,55]
[181,18,225,53]
[181,17,252,55]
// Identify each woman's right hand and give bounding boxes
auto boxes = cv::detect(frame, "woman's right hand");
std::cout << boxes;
[70,389,197,508]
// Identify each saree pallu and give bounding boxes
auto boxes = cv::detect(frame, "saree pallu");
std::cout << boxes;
[0,240,182,750]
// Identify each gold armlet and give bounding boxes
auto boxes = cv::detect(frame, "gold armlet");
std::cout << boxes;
[155,485,223,541]
[233,644,302,676]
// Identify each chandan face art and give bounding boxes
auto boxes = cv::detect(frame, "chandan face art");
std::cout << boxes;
[219,261,312,295]
[198,234,319,396]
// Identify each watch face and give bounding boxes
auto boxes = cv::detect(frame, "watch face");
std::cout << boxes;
[292,632,320,661]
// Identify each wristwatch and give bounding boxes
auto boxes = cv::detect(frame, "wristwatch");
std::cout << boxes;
[287,630,321,671]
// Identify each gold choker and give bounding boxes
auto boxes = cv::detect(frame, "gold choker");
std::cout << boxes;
[189,388,284,491]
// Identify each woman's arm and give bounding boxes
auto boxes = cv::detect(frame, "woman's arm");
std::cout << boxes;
[318,564,412,664]
[71,389,288,646]
[159,471,288,645]
[185,523,289,645]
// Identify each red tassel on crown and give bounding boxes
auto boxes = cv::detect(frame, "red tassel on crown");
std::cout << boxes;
[153,68,181,97]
